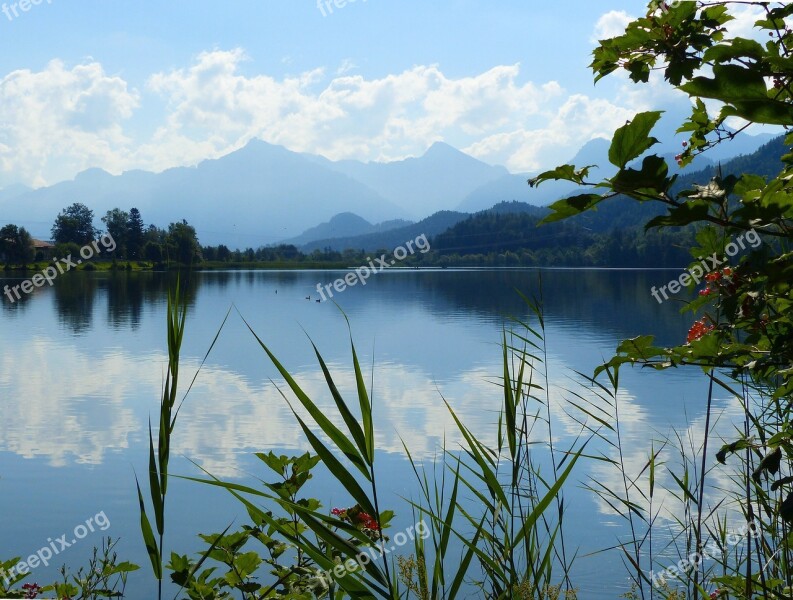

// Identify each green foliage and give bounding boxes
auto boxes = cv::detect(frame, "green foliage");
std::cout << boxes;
[167,220,202,266]
[609,111,663,169]
[136,282,187,597]
[102,208,129,257]
[0,540,137,600]
[0,224,34,266]
[51,202,96,246]
[127,208,145,260]
[531,1,793,597]
[47,539,138,600]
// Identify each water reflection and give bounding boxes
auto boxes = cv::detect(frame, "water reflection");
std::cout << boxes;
[0,269,744,598]
[0,339,138,465]
[2,268,693,342]
[0,269,716,487]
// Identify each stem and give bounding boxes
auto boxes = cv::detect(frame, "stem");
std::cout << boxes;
[694,373,715,592]
[537,284,571,590]
[369,464,394,596]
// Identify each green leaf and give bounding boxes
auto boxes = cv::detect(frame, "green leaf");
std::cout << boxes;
[782,492,793,523]
[148,423,164,536]
[348,337,375,464]
[241,315,371,479]
[291,410,378,518]
[528,164,594,187]
[715,438,752,464]
[502,331,517,460]
[702,38,764,63]
[646,200,711,229]
[611,154,670,196]
[538,193,606,224]
[172,524,234,600]
[720,101,793,127]
[513,447,583,542]
[311,341,370,466]
[608,111,663,168]
[679,64,768,103]
[135,476,162,580]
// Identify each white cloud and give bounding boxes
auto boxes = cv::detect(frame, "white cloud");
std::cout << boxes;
[722,3,768,40]
[140,52,565,169]
[464,94,638,172]
[0,49,673,185]
[592,10,634,43]
[0,59,139,187]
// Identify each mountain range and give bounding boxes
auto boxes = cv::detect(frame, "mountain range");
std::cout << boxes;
[0,130,778,248]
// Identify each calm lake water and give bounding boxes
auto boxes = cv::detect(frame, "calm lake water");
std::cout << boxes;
[0,269,743,598]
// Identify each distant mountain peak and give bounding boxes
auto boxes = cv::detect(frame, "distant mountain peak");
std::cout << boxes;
[74,167,113,182]
[328,212,371,225]
[423,141,459,156]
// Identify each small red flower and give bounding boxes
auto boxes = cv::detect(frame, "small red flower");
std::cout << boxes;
[331,505,381,532]
[699,288,712,296]
[722,267,732,276]
[705,272,721,282]
[356,512,381,531]
[21,583,42,599]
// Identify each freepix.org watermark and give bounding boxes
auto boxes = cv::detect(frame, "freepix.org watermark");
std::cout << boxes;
[1,0,52,22]
[649,520,758,587]
[3,233,116,304]
[317,0,367,17]
[650,229,761,304]
[0,511,111,586]
[314,519,430,585]
[315,234,430,302]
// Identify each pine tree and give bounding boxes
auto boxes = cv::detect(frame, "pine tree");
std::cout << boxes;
[127,207,145,260]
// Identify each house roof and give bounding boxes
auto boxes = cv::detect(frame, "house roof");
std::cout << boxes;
[32,239,55,249]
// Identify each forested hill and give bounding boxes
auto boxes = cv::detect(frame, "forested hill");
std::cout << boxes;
[555,134,786,233]
[428,135,786,266]
[431,203,694,267]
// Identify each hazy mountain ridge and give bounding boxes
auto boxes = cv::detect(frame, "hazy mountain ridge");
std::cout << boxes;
[283,213,413,247]
[0,132,778,249]
[300,210,470,253]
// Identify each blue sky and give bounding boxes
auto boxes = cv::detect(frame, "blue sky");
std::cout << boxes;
[0,0,767,188]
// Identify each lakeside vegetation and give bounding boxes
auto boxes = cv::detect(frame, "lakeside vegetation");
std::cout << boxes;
[1,200,697,271]
[2,2,793,599]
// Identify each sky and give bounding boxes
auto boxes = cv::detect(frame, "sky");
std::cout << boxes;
[0,0,770,188]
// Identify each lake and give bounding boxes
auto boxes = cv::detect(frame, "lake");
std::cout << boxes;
[0,269,742,598]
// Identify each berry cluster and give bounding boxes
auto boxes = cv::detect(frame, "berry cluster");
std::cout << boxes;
[698,267,734,298]
[674,141,689,166]
[687,318,715,344]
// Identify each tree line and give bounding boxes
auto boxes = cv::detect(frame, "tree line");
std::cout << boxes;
[1,203,202,267]
[2,201,698,269]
